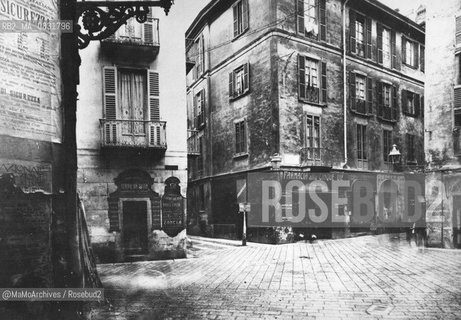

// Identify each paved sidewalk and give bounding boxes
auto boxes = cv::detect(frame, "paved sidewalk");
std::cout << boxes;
[89,234,461,319]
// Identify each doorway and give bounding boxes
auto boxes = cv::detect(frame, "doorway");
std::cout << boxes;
[122,201,148,255]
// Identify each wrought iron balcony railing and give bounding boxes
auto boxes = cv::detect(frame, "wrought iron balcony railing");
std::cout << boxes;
[101,18,160,61]
[100,119,166,149]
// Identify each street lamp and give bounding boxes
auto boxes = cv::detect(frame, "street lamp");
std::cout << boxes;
[388,144,401,171]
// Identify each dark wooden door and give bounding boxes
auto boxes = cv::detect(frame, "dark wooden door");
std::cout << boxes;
[123,201,148,255]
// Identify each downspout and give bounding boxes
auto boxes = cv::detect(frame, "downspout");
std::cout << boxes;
[342,0,350,167]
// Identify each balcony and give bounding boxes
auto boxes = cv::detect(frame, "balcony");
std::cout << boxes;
[187,130,200,156]
[101,18,160,63]
[378,106,397,122]
[351,99,370,116]
[300,147,334,167]
[300,86,320,104]
[100,119,166,150]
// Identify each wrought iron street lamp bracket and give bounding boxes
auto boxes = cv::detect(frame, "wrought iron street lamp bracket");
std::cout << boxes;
[76,1,174,49]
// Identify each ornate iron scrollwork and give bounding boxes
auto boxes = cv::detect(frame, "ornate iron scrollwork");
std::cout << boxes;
[76,1,174,50]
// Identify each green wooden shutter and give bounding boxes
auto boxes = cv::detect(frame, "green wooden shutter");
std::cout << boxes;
[229,71,234,98]
[297,0,305,35]
[367,77,373,114]
[321,61,327,103]
[402,37,407,65]
[349,11,356,54]
[377,24,383,64]
[349,71,356,110]
[242,0,249,32]
[148,70,160,121]
[298,55,306,100]
[391,31,398,69]
[414,42,419,68]
[376,81,383,117]
[366,18,372,59]
[420,45,425,72]
[319,0,327,41]
[143,9,154,45]
[243,62,250,93]
[391,85,397,121]
[233,4,239,37]
[401,89,407,114]
[415,93,420,117]
[103,66,117,120]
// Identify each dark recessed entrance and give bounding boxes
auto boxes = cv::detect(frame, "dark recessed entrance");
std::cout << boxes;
[123,201,148,255]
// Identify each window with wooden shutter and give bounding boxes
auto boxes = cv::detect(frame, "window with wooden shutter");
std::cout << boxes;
[391,30,398,70]
[377,24,383,64]
[229,63,250,99]
[455,87,461,127]
[234,120,247,155]
[103,66,118,144]
[320,61,327,103]
[349,10,356,54]
[367,77,373,114]
[195,34,205,78]
[304,114,321,160]
[383,129,392,163]
[456,15,461,48]
[376,81,383,118]
[349,71,356,111]
[148,70,160,122]
[298,55,321,104]
[103,66,117,120]
[296,0,305,35]
[420,44,425,72]
[319,0,326,41]
[233,0,249,38]
[143,10,158,45]
[195,89,206,129]
[406,134,416,163]
[391,85,397,121]
[366,18,372,59]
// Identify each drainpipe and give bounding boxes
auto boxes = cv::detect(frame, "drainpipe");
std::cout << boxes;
[342,0,350,167]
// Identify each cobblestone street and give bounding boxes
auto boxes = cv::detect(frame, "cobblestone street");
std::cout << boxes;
[89,235,461,319]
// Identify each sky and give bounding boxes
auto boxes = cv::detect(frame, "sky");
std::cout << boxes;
[171,0,425,33]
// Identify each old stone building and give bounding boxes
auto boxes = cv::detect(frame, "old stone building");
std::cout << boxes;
[186,0,425,242]
[77,8,188,262]
[424,0,461,248]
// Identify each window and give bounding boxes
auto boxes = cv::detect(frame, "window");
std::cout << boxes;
[350,72,373,114]
[377,82,398,121]
[103,67,160,143]
[356,124,368,168]
[406,134,416,163]
[229,63,250,99]
[349,11,371,58]
[455,86,461,127]
[233,0,249,38]
[298,55,327,104]
[193,34,205,80]
[296,0,326,41]
[355,18,365,57]
[114,13,158,45]
[198,136,204,173]
[234,120,247,155]
[402,37,419,68]
[402,90,420,117]
[456,15,461,48]
[377,24,397,69]
[304,115,321,160]
[194,90,206,129]
[383,130,392,163]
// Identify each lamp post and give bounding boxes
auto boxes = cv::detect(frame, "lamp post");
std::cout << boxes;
[388,144,401,172]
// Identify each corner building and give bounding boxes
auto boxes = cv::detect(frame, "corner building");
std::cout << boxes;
[186,0,425,242]
[424,1,461,248]
[77,8,188,262]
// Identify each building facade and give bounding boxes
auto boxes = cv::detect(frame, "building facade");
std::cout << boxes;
[77,8,188,262]
[424,0,461,248]
[186,0,425,242]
